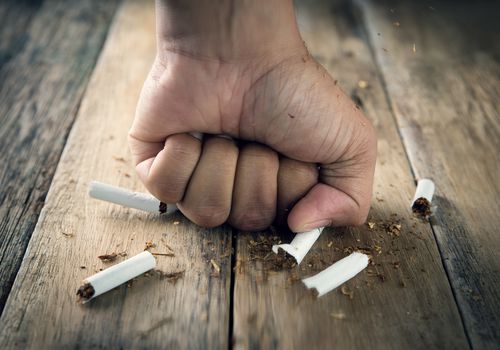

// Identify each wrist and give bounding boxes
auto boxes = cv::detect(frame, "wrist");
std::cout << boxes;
[155,0,306,60]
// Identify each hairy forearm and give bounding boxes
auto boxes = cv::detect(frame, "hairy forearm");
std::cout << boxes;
[155,0,304,60]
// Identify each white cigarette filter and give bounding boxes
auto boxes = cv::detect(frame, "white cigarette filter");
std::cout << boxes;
[302,252,369,297]
[412,179,435,205]
[77,251,156,303]
[89,181,177,214]
[271,227,324,265]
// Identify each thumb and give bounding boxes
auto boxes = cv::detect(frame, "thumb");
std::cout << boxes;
[287,139,376,232]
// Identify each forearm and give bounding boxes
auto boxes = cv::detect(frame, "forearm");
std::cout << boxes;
[155,0,304,60]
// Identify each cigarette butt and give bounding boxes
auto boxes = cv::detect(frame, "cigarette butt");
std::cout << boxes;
[411,179,435,217]
[77,251,156,303]
[271,227,324,265]
[302,252,369,297]
[89,181,177,214]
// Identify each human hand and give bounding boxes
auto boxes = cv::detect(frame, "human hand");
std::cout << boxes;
[128,0,376,232]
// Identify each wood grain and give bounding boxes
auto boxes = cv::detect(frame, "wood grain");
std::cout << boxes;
[359,1,500,348]
[0,0,119,313]
[232,1,468,349]
[0,1,231,348]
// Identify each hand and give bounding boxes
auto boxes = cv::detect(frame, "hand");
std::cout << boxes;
[128,0,376,232]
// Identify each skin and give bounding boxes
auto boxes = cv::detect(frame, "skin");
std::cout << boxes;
[129,0,377,232]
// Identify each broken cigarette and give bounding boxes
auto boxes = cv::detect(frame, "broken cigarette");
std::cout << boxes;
[77,251,156,303]
[411,178,435,217]
[302,252,369,297]
[271,227,324,265]
[89,181,177,214]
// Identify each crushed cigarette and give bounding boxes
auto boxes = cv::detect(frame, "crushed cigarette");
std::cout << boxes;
[271,227,324,265]
[77,251,156,303]
[302,252,369,297]
[411,179,435,217]
[89,181,177,214]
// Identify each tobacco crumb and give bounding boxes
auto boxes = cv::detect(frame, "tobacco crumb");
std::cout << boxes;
[210,259,221,277]
[76,283,95,302]
[173,221,180,225]
[151,252,175,257]
[144,241,156,251]
[387,223,402,236]
[412,197,432,218]
[357,80,368,89]
[62,232,74,238]
[288,113,296,119]
[330,312,346,320]
[154,269,185,284]
[80,266,86,269]
[327,241,333,248]
[340,285,354,299]
[98,253,118,262]
[124,173,131,178]
[113,156,126,162]
[368,222,376,229]
[118,252,128,257]
[334,80,338,85]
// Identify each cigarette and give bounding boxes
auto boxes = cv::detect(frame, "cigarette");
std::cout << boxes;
[89,181,177,214]
[77,251,156,303]
[271,227,324,265]
[302,252,369,297]
[411,178,435,217]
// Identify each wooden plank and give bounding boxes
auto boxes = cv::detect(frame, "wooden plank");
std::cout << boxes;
[232,1,469,349]
[0,1,231,348]
[0,0,42,69]
[359,1,500,348]
[0,0,119,313]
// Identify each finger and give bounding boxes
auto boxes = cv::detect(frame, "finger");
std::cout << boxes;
[275,157,318,226]
[138,133,202,203]
[178,136,239,228]
[228,143,279,231]
[287,136,377,232]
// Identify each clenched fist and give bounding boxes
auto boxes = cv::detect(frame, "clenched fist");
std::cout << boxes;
[129,0,376,232]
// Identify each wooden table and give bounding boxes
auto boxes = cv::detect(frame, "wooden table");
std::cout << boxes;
[0,0,498,348]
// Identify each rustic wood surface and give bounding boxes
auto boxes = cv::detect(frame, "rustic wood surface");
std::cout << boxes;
[1,0,498,349]
[0,0,119,313]
[0,1,231,348]
[359,1,500,348]
[233,1,469,348]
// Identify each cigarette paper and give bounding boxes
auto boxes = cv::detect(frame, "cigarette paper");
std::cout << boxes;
[77,251,156,303]
[271,227,324,265]
[302,252,369,297]
[412,178,435,205]
[89,181,177,214]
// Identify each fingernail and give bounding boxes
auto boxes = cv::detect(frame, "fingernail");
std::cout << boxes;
[299,219,331,232]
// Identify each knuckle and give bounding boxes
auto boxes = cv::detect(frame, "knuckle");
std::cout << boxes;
[230,207,275,231]
[188,205,230,228]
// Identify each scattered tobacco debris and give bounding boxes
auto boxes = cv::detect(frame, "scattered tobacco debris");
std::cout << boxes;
[76,283,95,302]
[386,223,402,236]
[113,156,126,162]
[210,259,221,277]
[98,253,118,262]
[144,241,156,251]
[154,269,185,284]
[330,312,346,320]
[247,235,296,272]
[340,285,354,299]
[152,252,175,257]
[412,197,432,218]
